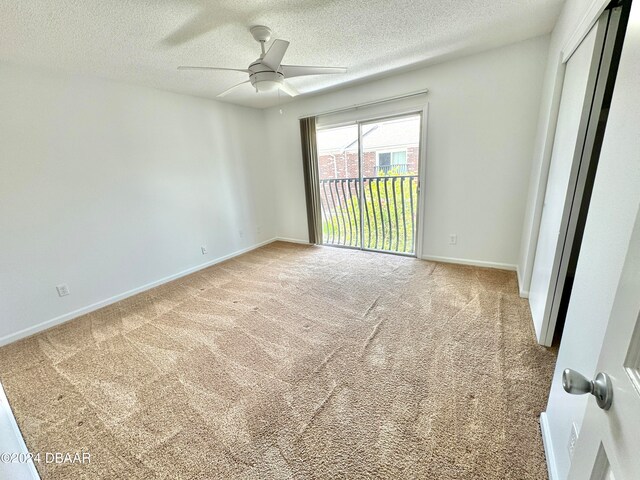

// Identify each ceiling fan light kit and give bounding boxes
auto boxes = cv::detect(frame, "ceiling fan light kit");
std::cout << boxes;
[178,25,347,98]
[252,73,284,92]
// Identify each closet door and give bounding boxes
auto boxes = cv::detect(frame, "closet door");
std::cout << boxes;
[529,21,603,346]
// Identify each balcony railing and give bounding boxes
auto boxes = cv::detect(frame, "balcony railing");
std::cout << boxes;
[319,175,418,254]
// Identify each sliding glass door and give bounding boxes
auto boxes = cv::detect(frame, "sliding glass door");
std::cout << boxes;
[315,113,422,256]
[360,115,420,254]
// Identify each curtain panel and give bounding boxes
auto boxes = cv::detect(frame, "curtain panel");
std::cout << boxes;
[299,116,322,244]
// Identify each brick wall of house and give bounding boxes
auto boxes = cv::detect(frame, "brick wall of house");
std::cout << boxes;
[318,147,419,179]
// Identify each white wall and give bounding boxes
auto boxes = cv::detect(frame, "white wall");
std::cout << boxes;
[519,0,611,295]
[265,36,550,269]
[543,3,640,478]
[0,63,275,345]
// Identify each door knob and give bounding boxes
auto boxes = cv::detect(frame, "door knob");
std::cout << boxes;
[562,369,613,410]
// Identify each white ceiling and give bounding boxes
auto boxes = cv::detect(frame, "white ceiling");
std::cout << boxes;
[0,0,564,109]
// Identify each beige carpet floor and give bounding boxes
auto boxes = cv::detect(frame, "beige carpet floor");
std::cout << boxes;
[0,242,557,479]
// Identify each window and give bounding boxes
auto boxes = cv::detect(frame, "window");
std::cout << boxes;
[376,150,407,174]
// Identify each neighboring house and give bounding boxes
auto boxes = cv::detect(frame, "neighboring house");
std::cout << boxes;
[317,116,420,179]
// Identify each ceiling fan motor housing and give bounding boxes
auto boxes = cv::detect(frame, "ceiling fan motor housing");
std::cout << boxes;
[248,59,284,92]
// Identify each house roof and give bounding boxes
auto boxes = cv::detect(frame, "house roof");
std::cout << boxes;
[317,116,420,154]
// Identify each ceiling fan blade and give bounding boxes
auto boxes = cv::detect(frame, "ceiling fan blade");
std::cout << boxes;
[280,65,347,78]
[217,80,251,97]
[262,39,290,70]
[279,81,300,97]
[178,66,250,73]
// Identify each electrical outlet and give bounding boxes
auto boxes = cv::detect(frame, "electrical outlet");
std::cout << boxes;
[201,246,208,255]
[56,284,70,297]
[449,234,457,245]
[256,225,262,235]
[567,422,579,459]
[239,229,244,239]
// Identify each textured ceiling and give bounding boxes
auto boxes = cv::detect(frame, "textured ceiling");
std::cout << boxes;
[0,0,564,108]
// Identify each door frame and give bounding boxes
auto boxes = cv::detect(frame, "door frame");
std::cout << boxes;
[519,0,612,297]
[533,7,623,346]
[315,104,429,258]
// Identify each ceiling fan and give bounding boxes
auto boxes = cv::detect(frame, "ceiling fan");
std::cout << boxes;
[178,25,347,98]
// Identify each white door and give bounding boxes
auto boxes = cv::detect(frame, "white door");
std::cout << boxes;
[567,197,640,479]
[529,23,601,346]
[567,4,640,476]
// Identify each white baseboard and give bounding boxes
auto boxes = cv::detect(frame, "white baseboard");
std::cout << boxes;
[540,412,559,480]
[274,237,312,245]
[420,254,517,271]
[0,238,280,347]
[517,266,530,298]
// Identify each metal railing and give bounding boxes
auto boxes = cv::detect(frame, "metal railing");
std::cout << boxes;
[319,175,418,254]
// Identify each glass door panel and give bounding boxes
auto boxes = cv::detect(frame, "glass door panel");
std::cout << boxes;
[316,124,361,248]
[360,114,421,254]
